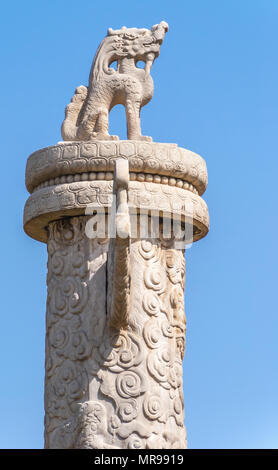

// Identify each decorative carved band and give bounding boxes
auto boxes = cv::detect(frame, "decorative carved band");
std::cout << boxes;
[33,171,199,195]
[25,141,208,195]
[23,180,209,243]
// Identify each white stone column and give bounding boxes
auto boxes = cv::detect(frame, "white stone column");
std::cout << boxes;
[24,140,209,448]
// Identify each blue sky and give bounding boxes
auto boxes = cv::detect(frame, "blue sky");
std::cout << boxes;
[0,0,277,449]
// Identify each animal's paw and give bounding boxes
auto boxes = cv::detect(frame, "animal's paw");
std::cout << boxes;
[89,133,119,141]
[131,135,153,142]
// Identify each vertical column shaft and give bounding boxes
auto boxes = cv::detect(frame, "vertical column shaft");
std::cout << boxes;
[45,216,187,449]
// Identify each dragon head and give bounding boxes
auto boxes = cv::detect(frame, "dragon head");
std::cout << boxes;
[108,21,168,72]
[91,22,168,85]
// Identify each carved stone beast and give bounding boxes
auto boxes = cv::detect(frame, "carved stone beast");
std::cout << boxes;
[61,22,168,142]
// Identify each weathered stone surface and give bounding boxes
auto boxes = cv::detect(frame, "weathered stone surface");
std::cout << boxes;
[25,142,208,195]
[24,142,209,244]
[61,22,168,142]
[23,141,209,449]
[45,217,187,449]
[24,22,209,449]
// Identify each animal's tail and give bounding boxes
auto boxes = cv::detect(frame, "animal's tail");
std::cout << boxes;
[61,86,88,141]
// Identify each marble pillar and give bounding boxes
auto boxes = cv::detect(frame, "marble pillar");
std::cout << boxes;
[24,141,209,448]
[23,22,209,449]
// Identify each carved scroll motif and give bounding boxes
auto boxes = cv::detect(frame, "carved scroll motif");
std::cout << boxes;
[45,215,187,449]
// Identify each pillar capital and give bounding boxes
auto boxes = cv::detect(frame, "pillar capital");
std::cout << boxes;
[24,140,209,244]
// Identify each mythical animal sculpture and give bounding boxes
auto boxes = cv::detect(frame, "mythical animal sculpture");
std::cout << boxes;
[61,22,168,142]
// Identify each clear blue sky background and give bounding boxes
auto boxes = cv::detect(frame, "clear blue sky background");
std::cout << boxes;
[0,0,277,449]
